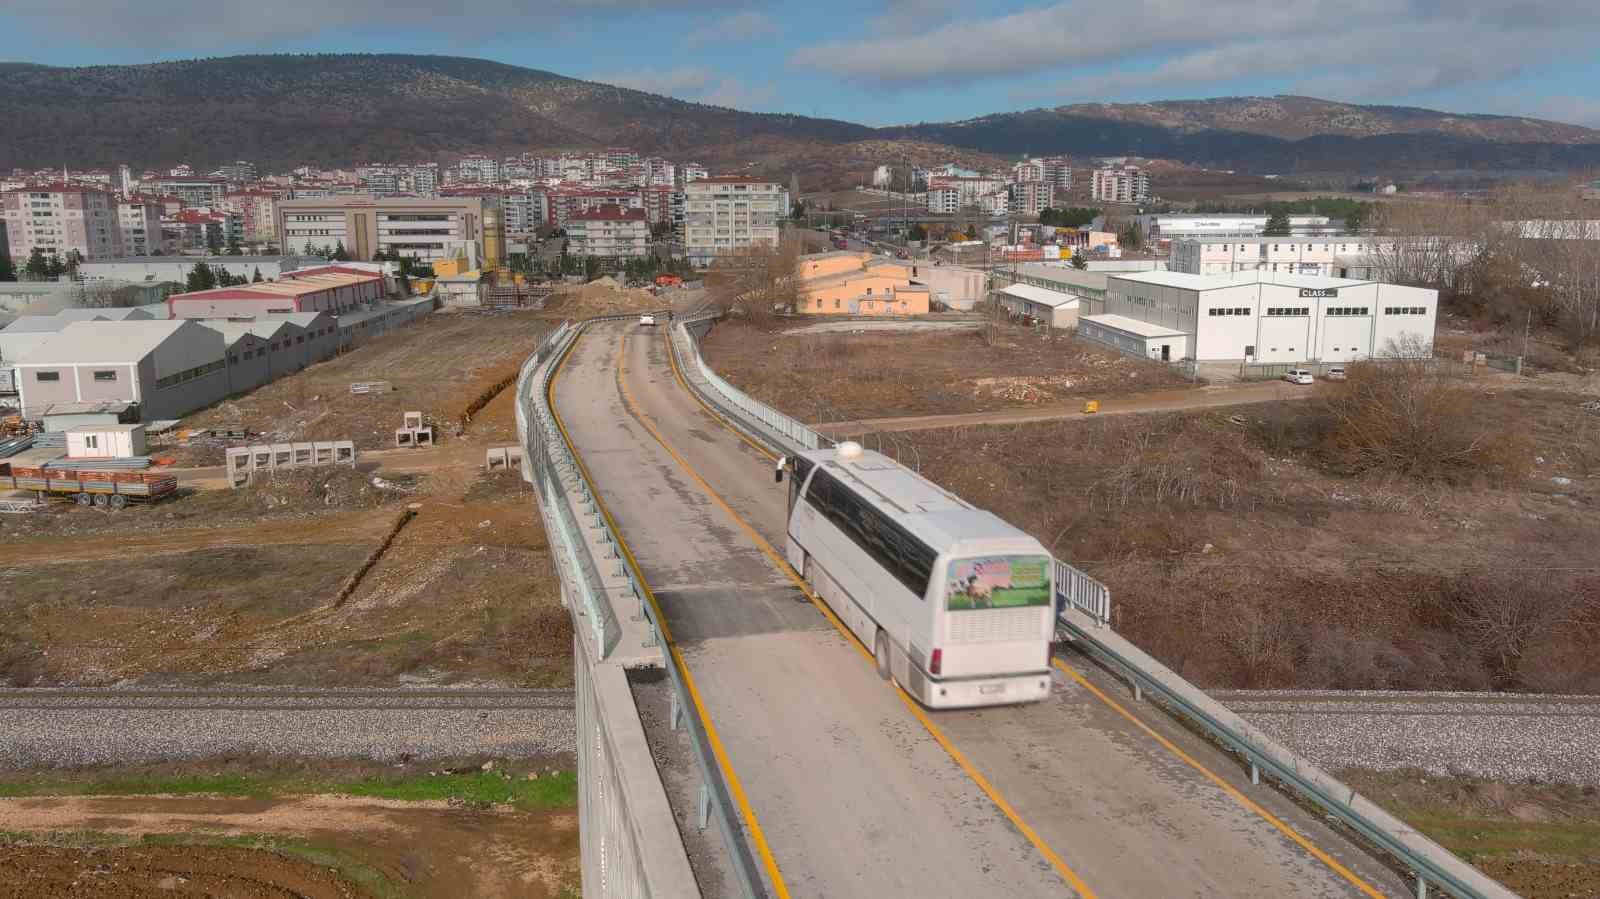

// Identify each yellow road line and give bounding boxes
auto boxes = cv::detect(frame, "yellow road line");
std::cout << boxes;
[1052,659,1388,899]
[625,330,1098,899]
[663,321,1389,898]
[548,327,792,899]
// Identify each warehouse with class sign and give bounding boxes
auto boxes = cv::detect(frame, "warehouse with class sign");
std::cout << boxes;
[1077,269,1437,364]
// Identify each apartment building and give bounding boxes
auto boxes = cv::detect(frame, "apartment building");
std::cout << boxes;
[568,206,649,258]
[546,187,642,228]
[1010,180,1055,216]
[679,163,708,187]
[2,183,121,262]
[218,161,257,184]
[1012,158,1045,182]
[640,185,676,226]
[1091,166,1150,203]
[441,188,545,239]
[225,190,278,244]
[1173,237,1377,278]
[683,176,787,267]
[644,157,676,186]
[277,196,484,264]
[456,154,500,184]
[156,176,228,209]
[1040,156,1073,189]
[168,209,243,252]
[116,198,163,257]
[926,176,1009,214]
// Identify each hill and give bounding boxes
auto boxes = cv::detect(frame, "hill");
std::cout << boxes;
[2,55,1599,179]
[0,54,873,174]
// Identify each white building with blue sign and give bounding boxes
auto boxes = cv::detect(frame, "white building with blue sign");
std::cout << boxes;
[1078,270,1437,364]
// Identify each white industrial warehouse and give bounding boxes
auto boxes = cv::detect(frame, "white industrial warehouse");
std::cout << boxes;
[1077,270,1438,364]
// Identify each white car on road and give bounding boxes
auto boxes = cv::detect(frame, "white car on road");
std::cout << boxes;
[639,313,656,327]
[1283,368,1314,385]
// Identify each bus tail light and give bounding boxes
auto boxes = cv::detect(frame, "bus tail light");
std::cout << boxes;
[929,648,942,676]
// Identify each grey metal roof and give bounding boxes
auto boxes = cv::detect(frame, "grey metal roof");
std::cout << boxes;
[15,319,191,366]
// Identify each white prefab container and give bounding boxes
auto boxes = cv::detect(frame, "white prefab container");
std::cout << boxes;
[66,423,147,459]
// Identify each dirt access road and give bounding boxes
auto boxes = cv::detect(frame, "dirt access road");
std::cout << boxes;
[819,378,1324,436]
[0,794,578,898]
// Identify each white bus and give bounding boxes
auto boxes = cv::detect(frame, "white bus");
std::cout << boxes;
[780,442,1055,708]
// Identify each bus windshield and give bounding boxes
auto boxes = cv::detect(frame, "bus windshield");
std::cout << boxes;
[943,555,1052,612]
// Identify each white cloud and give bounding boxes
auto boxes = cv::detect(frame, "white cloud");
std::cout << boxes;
[684,10,779,46]
[790,0,1600,107]
[5,0,754,47]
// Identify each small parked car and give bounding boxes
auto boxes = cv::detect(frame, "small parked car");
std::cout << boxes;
[1325,366,1348,381]
[639,313,656,327]
[1283,368,1315,385]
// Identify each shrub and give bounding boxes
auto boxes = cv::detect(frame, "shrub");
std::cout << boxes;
[1318,358,1532,485]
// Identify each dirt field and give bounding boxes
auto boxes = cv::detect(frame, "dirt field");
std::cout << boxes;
[1342,770,1600,899]
[2,436,569,688]
[701,319,1192,423]
[0,758,579,898]
[905,384,1600,692]
[168,309,553,466]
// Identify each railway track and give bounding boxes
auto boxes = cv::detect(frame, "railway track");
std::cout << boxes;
[1213,689,1600,718]
[0,688,577,769]
[0,687,575,712]
[1211,689,1600,785]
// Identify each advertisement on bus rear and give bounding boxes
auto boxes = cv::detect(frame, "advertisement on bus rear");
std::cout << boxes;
[945,556,1051,611]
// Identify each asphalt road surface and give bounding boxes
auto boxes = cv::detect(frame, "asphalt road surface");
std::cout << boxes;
[554,320,1409,898]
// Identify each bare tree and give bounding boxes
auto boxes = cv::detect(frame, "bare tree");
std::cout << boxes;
[713,237,802,331]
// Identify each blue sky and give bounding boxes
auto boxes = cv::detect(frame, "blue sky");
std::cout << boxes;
[5,0,1600,127]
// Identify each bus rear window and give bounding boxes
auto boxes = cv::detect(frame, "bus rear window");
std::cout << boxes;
[945,556,1051,612]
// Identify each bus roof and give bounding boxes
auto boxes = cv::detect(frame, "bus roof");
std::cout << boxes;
[801,446,1043,555]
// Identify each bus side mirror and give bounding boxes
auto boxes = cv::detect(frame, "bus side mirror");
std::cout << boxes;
[775,456,786,483]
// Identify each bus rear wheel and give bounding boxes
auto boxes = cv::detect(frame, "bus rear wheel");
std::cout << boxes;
[874,631,891,681]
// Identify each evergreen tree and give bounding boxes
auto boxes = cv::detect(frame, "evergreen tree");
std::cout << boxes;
[226,237,244,256]
[186,261,217,292]
[1071,250,1088,270]
[332,240,349,262]
[0,253,15,282]
[1262,210,1292,236]
[24,246,50,279]
[252,267,264,283]
[206,227,223,254]
[304,241,317,255]
[46,253,67,278]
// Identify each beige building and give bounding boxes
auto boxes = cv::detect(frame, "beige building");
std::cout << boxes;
[276,195,484,264]
[683,176,787,267]
[793,251,928,315]
[117,198,163,257]
[3,183,121,262]
[568,205,649,258]
[1091,166,1150,203]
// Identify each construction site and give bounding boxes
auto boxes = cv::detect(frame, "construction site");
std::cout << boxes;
[0,308,570,690]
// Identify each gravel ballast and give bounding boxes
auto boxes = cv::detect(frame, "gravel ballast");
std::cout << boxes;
[1213,689,1600,785]
[0,688,575,768]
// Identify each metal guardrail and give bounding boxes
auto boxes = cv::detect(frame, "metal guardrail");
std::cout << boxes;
[670,314,1517,899]
[1053,559,1111,627]
[518,313,771,899]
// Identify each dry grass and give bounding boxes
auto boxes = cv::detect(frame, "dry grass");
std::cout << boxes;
[910,387,1600,691]
[170,310,553,464]
[701,319,1191,422]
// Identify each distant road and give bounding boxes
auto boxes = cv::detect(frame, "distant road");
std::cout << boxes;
[817,380,1321,437]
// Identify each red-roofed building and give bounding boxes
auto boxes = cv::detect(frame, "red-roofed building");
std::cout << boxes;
[166,208,243,252]
[546,186,641,228]
[225,189,278,244]
[168,270,384,319]
[568,205,649,258]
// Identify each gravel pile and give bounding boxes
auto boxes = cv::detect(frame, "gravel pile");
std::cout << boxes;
[0,688,575,768]
[1213,689,1600,785]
